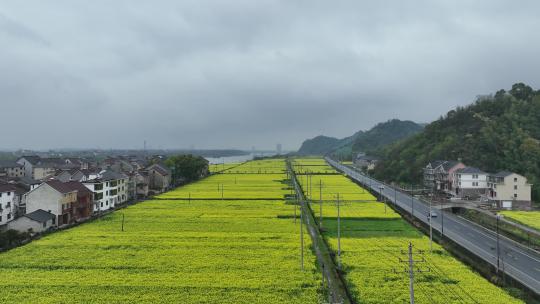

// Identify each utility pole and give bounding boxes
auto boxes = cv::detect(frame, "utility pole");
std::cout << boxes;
[411,185,414,217]
[300,201,304,271]
[429,184,433,253]
[408,243,415,304]
[309,173,312,201]
[294,195,297,224]
[496,214,500,274]
[319,179,323,229]
[121,213,125,232]
[379,186,386,214]
[441,205,444,237]
[337,193,341,269]
[395,243,429,304]
[394,186,397,207]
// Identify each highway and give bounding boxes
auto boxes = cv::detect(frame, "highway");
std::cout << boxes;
[326,157,540,294]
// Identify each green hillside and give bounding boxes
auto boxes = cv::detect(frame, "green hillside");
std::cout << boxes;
[373,83,540,202]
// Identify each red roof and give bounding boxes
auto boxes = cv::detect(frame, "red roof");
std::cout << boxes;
[45,180,77,194]
[0,184,17,193]
[63,181,92,196]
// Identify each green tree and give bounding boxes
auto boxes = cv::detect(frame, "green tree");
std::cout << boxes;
[165,154,209,184]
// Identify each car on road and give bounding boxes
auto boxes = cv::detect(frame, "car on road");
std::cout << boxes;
[427,211,438,221]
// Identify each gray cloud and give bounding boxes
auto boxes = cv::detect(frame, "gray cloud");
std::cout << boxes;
[1,0,539,150]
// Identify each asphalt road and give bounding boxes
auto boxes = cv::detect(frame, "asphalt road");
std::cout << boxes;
[326,158,540,294]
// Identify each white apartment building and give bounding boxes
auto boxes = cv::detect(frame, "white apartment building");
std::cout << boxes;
[452,167,489,198]
[0,184,16,226]
[83,170,128,213]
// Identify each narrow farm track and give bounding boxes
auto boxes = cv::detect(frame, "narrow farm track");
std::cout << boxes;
[287,159,353,304]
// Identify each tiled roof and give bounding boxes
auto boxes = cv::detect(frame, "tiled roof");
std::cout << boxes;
[100,170,128,181]
[0,160,23,169]
[148,164,170,176]
[63,181,93,196]
[19,156,41,165]
[492,171,514,177]
[25,209,55,223]
[0,184,17,193]
[455,167,486,174]
[441,161,460,171]
[45,180,77,194]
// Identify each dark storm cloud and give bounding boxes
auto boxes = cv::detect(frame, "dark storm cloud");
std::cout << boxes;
[1,0,539,150]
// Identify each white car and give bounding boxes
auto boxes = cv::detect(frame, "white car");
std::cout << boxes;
[427,211,438,220]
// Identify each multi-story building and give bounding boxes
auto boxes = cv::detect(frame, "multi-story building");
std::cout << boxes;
[0,184,16,226]
[0,161,25,178]
[25,180,78,226]
[83,170,128,213]
[17,156,85,180]
[83,179,105,212]
[424,160,465,192]
[488,171,532,209]
[452,167,489,199]
[148,164,171,194]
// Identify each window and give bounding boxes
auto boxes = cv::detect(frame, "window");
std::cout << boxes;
[0,215,2,221]
[472,174,478,179]
[100,202,103,207]
[514,185,518,190]
[514,177,518,182]
[514,193,518,198]
[7,191,11,196]
[43,222,46,228]
[7,213,11,220]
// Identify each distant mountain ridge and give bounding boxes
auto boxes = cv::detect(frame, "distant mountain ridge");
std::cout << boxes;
[297,119,423,156]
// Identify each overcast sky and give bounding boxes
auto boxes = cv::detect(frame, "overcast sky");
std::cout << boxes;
[1,1,539,151]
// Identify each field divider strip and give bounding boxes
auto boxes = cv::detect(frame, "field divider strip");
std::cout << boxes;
[287,159,353,304]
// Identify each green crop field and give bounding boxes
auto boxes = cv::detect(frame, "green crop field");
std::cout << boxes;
[158,173,288,199]
[292,158,522,304]
[209,162,243,173]
[291,158,336,174]
[0,159,321,303]
[500,211,540,231]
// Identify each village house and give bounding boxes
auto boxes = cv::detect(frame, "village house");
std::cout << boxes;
[423,160,466,192]
[0,183,16,226]
[17,156,87,180]
[0,160,25,178]
[25,180,78,226]
[83,170,128,213]
[488,171,533,210]
[354,153,379,171]
[134,171,150,199]
[7,209,55,233]
[147,163,171,194]
[452,167,489,199]
[51,169,87,183]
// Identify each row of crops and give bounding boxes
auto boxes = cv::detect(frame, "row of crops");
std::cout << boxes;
[500,211,540,231]
[0,159,321,303]
[292,158,522,304]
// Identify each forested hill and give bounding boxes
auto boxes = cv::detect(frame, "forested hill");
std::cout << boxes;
[297,120,423,156]
[373,83,540,201]
[351,119,424,152]
[297,135,356,155]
